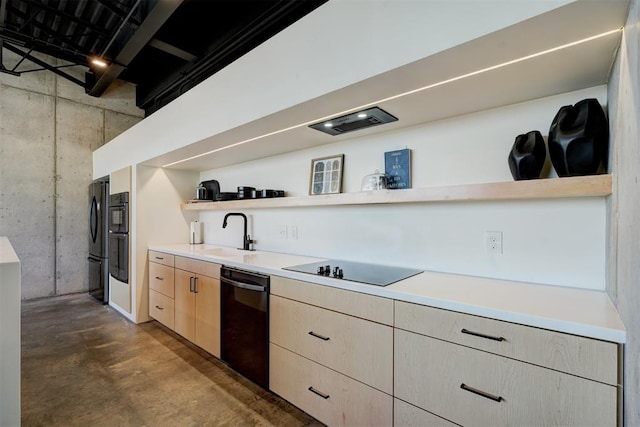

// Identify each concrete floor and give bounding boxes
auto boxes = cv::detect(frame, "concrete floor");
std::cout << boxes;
[21,293,320,426]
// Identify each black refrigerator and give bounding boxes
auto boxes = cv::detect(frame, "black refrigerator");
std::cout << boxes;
[88,179,109,303]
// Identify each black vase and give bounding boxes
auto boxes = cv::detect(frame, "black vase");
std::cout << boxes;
[508,130,546,180]
[548,98,608,177]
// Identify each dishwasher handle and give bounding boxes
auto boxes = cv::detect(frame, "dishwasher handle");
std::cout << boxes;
[223,277,266,292]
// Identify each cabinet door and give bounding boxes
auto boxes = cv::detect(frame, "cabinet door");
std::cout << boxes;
[271,276,393,325]
[148,250,174,267]
[194,275,220,357]
[394,399,457,427]
[149,290,175,330]
[394,329,617,427]
[395,300,618,385]
[149,262,174,298]
[270,295,393,393]
[174,269,196,342]
[270,344,392,427]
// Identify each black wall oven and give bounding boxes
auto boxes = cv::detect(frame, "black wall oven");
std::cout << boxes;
[108,233,129,283]
[220,266,270,389]
[108,192,129,234]
[108,192,129,283]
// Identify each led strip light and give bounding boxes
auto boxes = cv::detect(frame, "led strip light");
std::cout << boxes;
[163,28,622,168]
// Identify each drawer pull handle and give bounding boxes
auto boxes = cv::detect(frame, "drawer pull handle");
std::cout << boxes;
[308,331,330,341]
[460,383,503,402]
[308,386,330,399]
[155,257,164,260]
[155,305,164,310]
[155,276,164,280]
[461,328,505,342]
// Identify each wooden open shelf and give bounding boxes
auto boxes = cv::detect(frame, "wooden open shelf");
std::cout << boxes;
[181,174,612,211]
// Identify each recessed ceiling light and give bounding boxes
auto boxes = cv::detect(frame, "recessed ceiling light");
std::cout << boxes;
[324,123,333,128]
[357,113,367,118]
[91,58,108,67]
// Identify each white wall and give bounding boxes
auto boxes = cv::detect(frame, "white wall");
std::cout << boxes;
[134,166,198,322]
[93,0,570,178]
[199,86,608,290]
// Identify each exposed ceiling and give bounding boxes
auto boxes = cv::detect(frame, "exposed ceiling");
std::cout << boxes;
[0,0,327,116]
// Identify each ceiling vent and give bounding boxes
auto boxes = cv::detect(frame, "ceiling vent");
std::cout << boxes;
[309,107,398,136]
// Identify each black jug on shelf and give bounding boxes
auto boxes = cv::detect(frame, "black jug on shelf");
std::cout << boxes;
[508,130,546,180]
[548,98,608,177]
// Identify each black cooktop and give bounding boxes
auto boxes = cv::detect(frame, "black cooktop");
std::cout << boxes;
[283,259,423,287]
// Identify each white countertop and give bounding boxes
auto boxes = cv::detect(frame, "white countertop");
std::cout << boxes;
[149,243,626,344]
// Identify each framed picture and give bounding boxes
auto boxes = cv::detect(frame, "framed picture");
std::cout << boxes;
[309,154,344,195]
[385,148,412,189]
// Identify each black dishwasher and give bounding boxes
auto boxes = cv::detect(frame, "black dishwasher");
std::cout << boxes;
[220,265,270,389]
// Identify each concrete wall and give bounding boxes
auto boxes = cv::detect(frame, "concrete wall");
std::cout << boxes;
[607,0,640,424]
[0,50,143,299]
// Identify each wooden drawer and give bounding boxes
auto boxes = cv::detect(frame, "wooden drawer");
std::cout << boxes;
[270,295,392,393]
[270,275,393,325]
[270,344,392,427]
[394,329,617,427]
[149,290,174,330]
[394,300,618,385]
[394,399,457,427]
[175,256,220,279]
[148,250,174,267]
[149,262,174,298]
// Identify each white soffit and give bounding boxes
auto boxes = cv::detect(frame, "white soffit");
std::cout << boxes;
[142,0,629,171]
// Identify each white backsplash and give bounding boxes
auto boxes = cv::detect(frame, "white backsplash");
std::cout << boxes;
[199,86,608,290]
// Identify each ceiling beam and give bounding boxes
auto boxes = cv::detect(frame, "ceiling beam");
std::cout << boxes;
[148,38,198,62]
[0,0,6,25]
[3,42,84,86]
[87,0,183,97]
[7,5,88,58]
[94,0,142,27]
[30,1,111,39]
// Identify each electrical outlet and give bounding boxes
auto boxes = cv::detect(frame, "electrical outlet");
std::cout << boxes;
[279,226,288,239]
[486,231,503,254]
[288,225,298,240]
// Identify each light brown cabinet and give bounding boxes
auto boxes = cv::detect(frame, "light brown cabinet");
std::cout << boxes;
[149,290,175,329]
[393,399,457,427]
[270,343,393,427]
[395,300,618,385]
[394,301,621,427]
[269,275,393,426]
[147,251,622,427]
[148,250,175,267]
[174,257,221,357]
[270,294,392,393]
[148,251,175,330]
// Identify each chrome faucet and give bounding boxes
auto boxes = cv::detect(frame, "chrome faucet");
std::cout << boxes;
[222,212,254,251]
